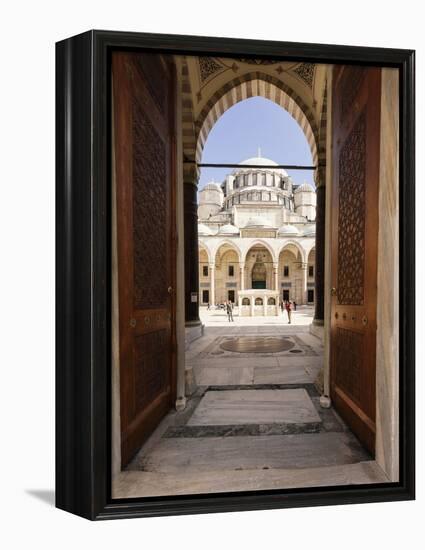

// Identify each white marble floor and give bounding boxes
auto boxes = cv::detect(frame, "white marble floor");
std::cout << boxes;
[199,304,315,327]
[113,315,388,498]
[187,389,321,426]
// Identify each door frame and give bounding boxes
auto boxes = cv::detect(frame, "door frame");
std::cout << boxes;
[56,30,415,520]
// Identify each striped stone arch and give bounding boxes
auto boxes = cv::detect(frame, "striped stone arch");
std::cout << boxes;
[194,72,320,169]
[180,58,198,180]
[315,85,328,186]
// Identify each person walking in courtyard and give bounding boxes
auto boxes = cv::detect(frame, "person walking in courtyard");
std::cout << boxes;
[280,299,284,314]
[226,300,234,322]
[207,302,210,310]
[285,300,292,324]
[293,301,297,311]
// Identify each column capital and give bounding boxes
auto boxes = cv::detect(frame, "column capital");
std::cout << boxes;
[183,163,200,184]
[314,165,326,188]
[209,263,215,269]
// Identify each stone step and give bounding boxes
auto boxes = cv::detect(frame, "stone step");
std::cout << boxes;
[187,388,321,425]
[130,432,371,474]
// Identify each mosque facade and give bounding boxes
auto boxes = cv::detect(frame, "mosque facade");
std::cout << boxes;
[197,154,316,309]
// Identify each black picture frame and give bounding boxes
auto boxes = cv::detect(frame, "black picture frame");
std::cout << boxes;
[56,30,415,520]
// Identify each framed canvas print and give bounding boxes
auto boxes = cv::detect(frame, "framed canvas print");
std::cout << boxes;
[55,30,415,520]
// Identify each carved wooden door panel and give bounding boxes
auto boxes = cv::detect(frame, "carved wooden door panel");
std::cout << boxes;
[330,66,381,455]
[112,52,176,467]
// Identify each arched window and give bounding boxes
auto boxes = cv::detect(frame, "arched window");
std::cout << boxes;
[268,297,276,305]
[242,297,250,306]
[255,297,263,305]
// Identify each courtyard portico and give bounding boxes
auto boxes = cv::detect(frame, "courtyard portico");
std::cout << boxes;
[199,236,315,306]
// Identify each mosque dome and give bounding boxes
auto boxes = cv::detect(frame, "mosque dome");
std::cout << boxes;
[236,155,288,176]
[218,223,240,235]
[294,183,315,193]
[244,216,272,228]
[198,223,214,236]
[277,224,300,236]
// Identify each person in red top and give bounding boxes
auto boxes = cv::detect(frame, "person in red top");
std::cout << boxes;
[285,300,292,324]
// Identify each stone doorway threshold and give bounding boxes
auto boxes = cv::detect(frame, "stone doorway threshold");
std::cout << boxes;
[112,385,389,499]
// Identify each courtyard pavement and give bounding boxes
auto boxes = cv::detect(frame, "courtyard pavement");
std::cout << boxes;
[113,308,388,498]
[199,304,315,327]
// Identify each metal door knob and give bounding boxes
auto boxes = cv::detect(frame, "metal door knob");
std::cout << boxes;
[331,287,337,296]
[168,286,173,294]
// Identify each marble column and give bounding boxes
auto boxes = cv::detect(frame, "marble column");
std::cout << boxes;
[239,264,244,307]
[301,262,308,305]
[240,264,245,290]
[314,171,326,325]
[184,175,201,326]
[273,263,279,291]
[209,264,215,306]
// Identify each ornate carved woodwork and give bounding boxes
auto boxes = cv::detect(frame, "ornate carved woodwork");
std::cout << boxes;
[132,98,168,310]
[330,66,381,456]
[337,111,366,305]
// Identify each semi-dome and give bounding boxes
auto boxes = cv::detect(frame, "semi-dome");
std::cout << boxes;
[294,183,315,193]
[218,223,239,235]
[277,224,300,236]
[244,216,272,228]
[302,226,316,236]
[198,223,214,236]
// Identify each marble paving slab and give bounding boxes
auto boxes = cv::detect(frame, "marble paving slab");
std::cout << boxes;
[196,366,253,386]
[132,432,370,473]
[190,356,279,369]
[253,366,314,384]
[115,461,388,498]
[187,388,321,426]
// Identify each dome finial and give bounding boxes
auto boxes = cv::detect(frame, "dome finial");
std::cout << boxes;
[257,146,262,157]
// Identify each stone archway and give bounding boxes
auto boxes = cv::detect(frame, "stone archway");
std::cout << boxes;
[179,59,327,328]
[195,72,319,170]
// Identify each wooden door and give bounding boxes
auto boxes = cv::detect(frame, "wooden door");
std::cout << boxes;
[112,52,177,467]
[330,66,381,456]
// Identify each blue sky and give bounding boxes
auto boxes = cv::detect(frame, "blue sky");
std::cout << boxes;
[198,96,315,190]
